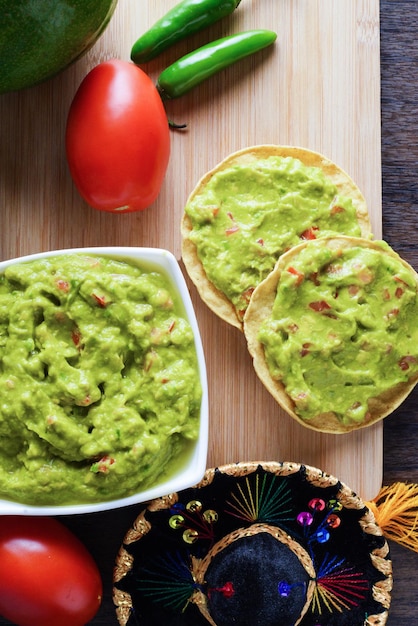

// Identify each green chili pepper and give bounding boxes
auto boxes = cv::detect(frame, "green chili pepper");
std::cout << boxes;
[131,0,242,64]
[156,29,277,100]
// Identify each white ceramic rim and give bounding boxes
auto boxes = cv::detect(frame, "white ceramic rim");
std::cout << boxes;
[0,246,208,516]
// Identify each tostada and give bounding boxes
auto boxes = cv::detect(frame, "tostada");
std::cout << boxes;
[244,236,418,433]
[181,145,371,330]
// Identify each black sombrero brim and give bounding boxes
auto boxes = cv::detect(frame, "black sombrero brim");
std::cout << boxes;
[113,461,392,626]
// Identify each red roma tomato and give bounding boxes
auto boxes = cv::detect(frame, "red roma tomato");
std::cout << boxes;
[65,59,170,212]
[0,516,102,626]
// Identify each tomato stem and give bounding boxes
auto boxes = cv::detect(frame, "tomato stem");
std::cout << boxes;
[168,119,188,130]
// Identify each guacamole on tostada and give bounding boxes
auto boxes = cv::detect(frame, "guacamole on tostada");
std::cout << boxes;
[0,254,202,505]
[182,145,371,329]
[244,237,418,433]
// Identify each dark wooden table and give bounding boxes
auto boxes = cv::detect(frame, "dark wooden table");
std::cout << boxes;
[379,1,418,621]
[1,2,417,624]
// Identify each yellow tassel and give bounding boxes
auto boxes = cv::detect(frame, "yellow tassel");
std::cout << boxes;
[366,482,418,553]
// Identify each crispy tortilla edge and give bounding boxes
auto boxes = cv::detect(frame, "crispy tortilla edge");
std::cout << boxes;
[243,236,418,434]
[181,145,371,332]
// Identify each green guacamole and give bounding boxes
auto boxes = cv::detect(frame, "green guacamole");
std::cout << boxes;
[258,240,418,425]
[185,155,365,320]
[0,254,202,505]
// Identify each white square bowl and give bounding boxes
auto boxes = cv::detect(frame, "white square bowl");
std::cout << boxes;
[0,247,208,515]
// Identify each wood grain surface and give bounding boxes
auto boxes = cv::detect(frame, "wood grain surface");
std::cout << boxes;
[4,0,418,625]
[0,0,382,502]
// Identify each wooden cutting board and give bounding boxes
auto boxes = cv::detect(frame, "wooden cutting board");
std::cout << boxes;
[0,0,382,499]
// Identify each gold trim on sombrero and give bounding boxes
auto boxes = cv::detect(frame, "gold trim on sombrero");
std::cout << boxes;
[113,586,134,626]
[114,546,135,583]
[366,614,390,625]
[112,461,392,626]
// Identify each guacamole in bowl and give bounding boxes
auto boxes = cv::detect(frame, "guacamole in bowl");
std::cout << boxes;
[0,247,208,514]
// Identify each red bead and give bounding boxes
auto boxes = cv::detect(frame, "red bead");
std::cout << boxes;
[220,582,235,598]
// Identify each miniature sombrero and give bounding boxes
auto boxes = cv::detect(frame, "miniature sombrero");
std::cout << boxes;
[113,461,392,626]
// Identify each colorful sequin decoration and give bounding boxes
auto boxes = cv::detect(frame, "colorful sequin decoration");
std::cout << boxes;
[294,496,344,547]
[168,499,218,545]
[286,493,369,618]
[135,470,372,623]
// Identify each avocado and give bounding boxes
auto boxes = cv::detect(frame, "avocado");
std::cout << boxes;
[0,0,118,94]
